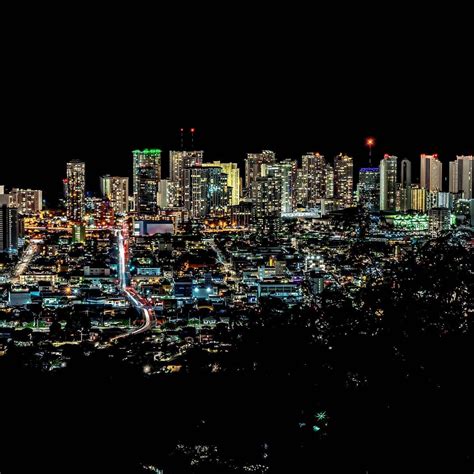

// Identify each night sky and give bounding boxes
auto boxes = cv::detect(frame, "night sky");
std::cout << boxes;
[2,9,472,204]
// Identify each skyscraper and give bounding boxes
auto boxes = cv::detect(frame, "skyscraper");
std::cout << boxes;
[253,175,282,235]
[100,175,129,215]
[65,160,85,222]
[358,168,380,210]
[302,153,326,209]
[202,161,241,206]
[399,159,412,211]
[449,155,473,199]
[265,159,297,213]
[133,149,161,216]
[0,205,18,253]
[420,154,442,191]
[8,189,43,214]
[325,164,334,199]
[334,153,353,208]
[410,186,426,212]
[169,150,203,207]
[245,150,276,190]
[380,155,398,211]
[183,167,228,219]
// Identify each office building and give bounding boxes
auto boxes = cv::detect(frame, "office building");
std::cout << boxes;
[399,159,412,211]
[334,154,353,207]
[302,153,326,209]
[420,154,442,191]
[253,175,282,235]
[265,159,297,213]
[65,160,85,222]
[203,161,241,206]
[358,168,380,210]
[245,150,276,189]
[8,189,43,214]
[100,175,129,215]
[410,185,426,213]
[0,205,18,253]
[133,149,161,216]
[449,155,473,199]
[169,150,203,207]
[429,208,451,233]
[380,155,398,211]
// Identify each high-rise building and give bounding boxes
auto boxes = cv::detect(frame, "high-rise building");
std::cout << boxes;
[253,175,282,235]
[380,155,398,211]
[401,159,411,187]
[429,208,451,233]
[325,164,334,199]
[399,159,412,212]
[410,185,426,213]
[8,189,43,214]
[0,205,18,253]
[265,159,297,213]
[420,154,442,191]
[169,150,203,207]
[157,179,171,208]
[245,150,276,189]
[133,149,161,216]
[65,160,86,222]
[100,175,129,215]
[183,167,228,219]
[334,154,353,208]
[203,161,241,206]
[302,153,326,209]
[0,186,4,194]
[358,168,380,210]
[449,155,473,199]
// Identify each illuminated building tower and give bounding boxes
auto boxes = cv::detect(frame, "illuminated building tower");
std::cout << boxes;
[231,201,253,228]
[183,167,228,219]
[65,160,86,222]
[94,198,115,227]
[245,150,276,190]
[379,155,398,211]
[8,189,43,214]
[133,149,161,216]
[302,153,326,209]
[410,185,426,212]
[449,155,473,199]
[100,176,129,215]
[358,168,380,210]
[429,208,451,233]
[295,169,308,208]
[203,161,241,206]
[334,153,353,208]
[72,224,86,244]
[265,159,297,213]
[169,150,203,207]
[325,164,334,199]
[0,185,4,194]
[0,205,18,253]
[399,159,412,211]
[157,179,171,208]
[420,154,442,191]
[253,175,282,235]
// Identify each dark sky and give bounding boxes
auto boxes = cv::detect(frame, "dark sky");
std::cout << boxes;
[1,8,472,204]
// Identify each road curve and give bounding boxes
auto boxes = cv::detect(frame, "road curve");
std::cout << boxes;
[111,229,154,341]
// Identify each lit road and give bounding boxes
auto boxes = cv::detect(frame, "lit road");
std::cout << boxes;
[11,243,39,282]
[111,229,154,341]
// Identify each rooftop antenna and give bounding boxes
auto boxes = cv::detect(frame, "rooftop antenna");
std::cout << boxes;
[190,128,195,149]
[365,137,375,165]
[180,128,184,150]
